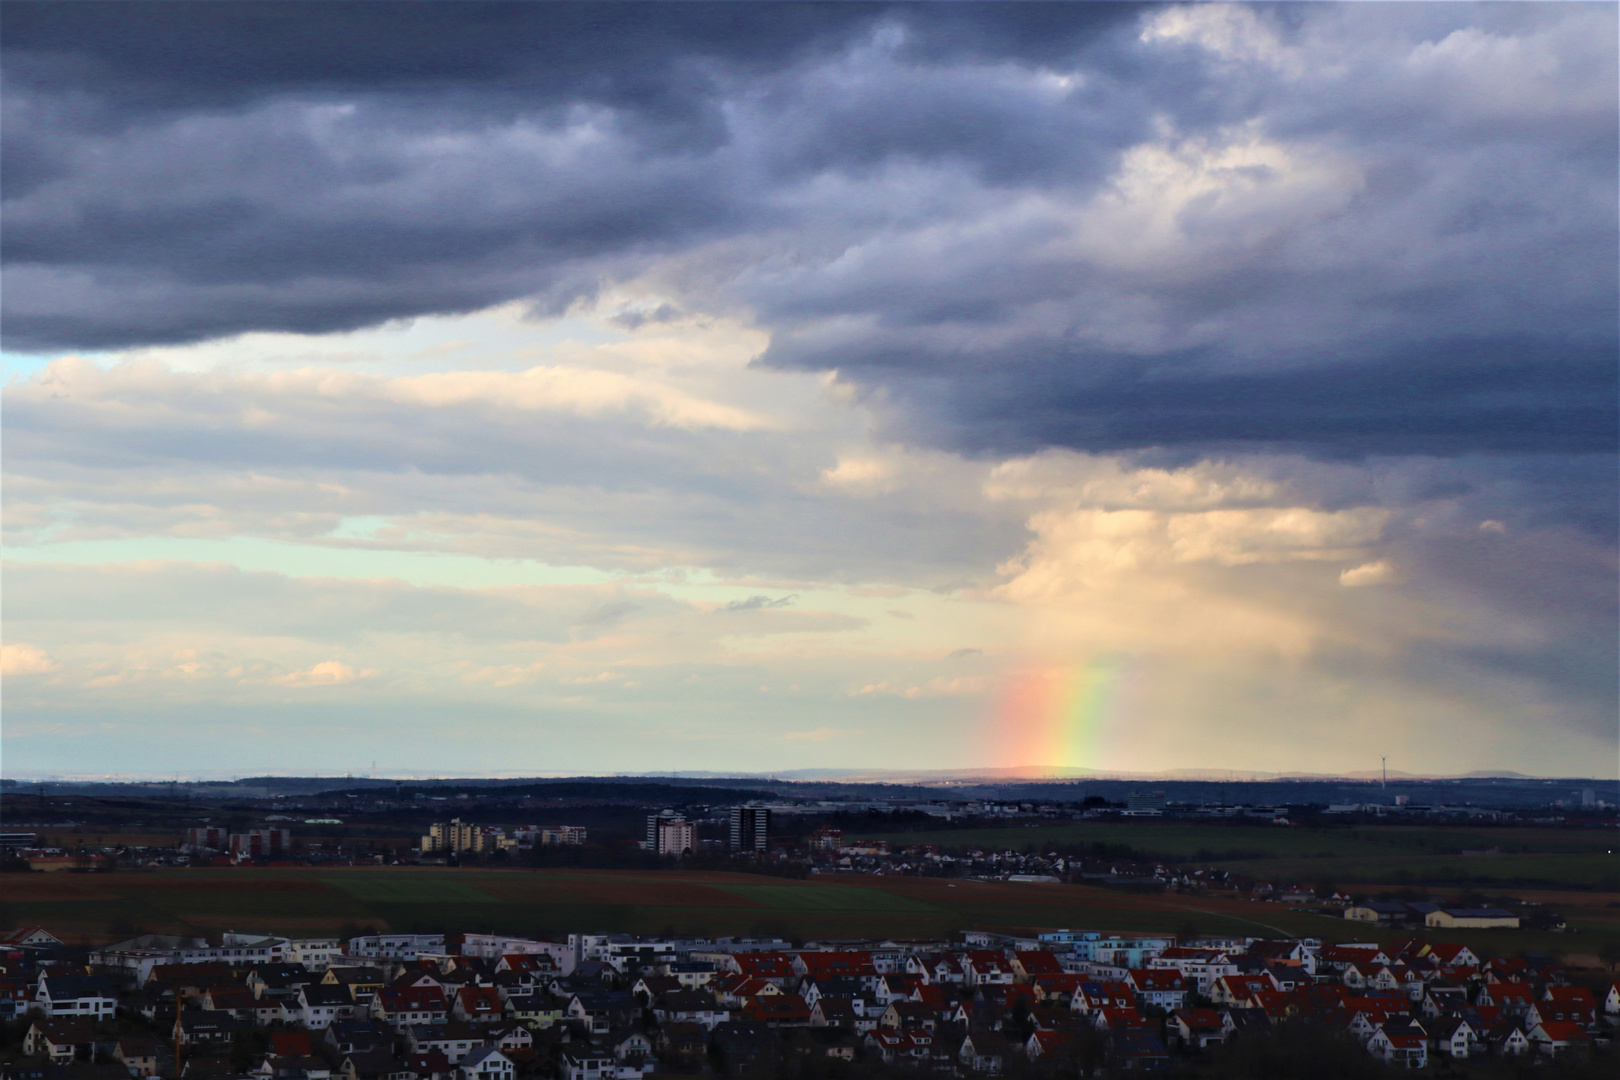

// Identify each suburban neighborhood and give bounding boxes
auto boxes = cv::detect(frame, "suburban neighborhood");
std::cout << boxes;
[2,920,1616,1078]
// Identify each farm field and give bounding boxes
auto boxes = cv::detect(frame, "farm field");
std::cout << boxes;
[847,823,1620,891]
[2,866,1616,967]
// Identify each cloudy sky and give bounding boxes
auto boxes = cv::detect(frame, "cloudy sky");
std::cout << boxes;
[3,2,1615,780]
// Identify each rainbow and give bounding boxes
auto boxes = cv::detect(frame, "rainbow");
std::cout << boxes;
[988,658,1126,773]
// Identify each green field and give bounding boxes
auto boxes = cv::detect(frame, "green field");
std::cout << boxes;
[3,866,1616,969]
[325,877,500,903]
[714,883,940,913]
[849,823,1619,891]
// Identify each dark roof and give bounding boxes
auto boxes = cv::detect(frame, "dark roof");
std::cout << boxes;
[249,965,314,986]
[177,1012,241,1033]
[40,977,116,999]
[301,985,352,1007]
[1439,908,1516,919]
[569,991,633,1012]
[30,1020,99,1044]
[341,1052,400,1077]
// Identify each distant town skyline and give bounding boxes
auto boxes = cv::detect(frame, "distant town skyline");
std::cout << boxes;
[2,3,1615,779]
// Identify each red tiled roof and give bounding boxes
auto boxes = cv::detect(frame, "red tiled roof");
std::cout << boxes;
[1013,951,1064,976]
[734,953,796,979]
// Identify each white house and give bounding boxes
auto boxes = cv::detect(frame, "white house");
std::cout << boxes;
[457,1047,513,1080]
[557,1046,615,1080]
[1367,1027,1427,1069]
[34,976,117,1020]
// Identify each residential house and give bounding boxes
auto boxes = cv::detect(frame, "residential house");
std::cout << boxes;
[406,1023,484,1064]
[711,975,781,1010]
[1532,986,1596,1027]
[24,1021,98,1063]
[729,954,797,988]
[501,993,562,1030]
[962,952,1015,988]
[251,1054,331,1080]
[866,1028,935,1065]
[1251,991,1299,1024]
[794,952,877,988]
[652,989,727,1029]
[1367,1024,1427,1068]
[175,1012,242,1048]
[741,993,812,1027]
[871,974,917,1006]
[298,984,354,1029]
[324,1020,395,1058]
[1527,1021,1590,1059]
[373,988,449,1030]
[1481,983,1534,1016]
[1170,1008,1228,1049]
[455,1048,512,1080]
[1345,998,1404,1040]
[958,1031,1014,1073]
[1125,969,1186,1010]
[1071,981,1136,1014]
[324,969,387,1007]
[609,1031,654,1074]
[341,1051,408,1080]
[34,976,118,1020]
[0,976,31,1021]
[1485,1022,1530,1057]
[1023,1030,1077,1063]
[661,961,716,988]
[907,953,965,986]
[564,992,635,1035]
[1427,1016,1476,1060]
[1420,985,1468,1019]
[201,985,258,1022]
[114,1035,162,1078]
[877,1001,937,1032]
[1009,952,1064,983]
[483,1023,530,1055]
[1093,1007,1148,1033]
[1423,943,1481,968]
[252,995,294,1027]
[2,928,64,951]
[808,996,858,1030]
[399,1053,454,1080]
[1031,975,1086,1005]
[450,988,502,1024]
[1316,945,1391,971]
[247,966,315,995]
[654,1023,709,1069]
[1211,974,1275,1008]
[1146,948,1238,995]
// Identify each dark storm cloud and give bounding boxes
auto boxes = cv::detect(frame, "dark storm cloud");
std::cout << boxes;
[2,1,1614,461]
[873,338,1620,459]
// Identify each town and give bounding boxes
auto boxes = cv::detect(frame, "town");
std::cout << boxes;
[3,916,1617,1080]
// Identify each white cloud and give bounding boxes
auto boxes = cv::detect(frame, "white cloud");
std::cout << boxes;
[1141,4,1303,75]
[1,643,61,676]
[819,457,895,493]
[1340,559,1400,587]
[853,676,991,699]
[278,660,372,687]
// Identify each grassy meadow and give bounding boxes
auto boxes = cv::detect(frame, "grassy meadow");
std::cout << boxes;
[2,866,1616,969]
[847,822,1619,892]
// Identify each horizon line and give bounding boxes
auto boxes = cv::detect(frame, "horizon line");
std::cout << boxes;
[3,767,1615,785]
